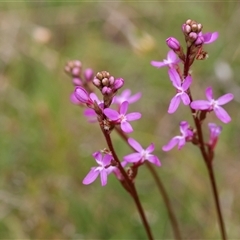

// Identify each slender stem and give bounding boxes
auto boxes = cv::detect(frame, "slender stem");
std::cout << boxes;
[184,50,227,239]
[115,127,181,239]
[206,160,227,240]
[101,127,154,240]
[146,162,182,239]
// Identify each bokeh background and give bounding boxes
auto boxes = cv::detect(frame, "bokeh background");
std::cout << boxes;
[0,1,239,239]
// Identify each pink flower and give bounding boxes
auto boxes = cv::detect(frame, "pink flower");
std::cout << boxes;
[151,50,180,69]
[162,121,193,151]
[124,138,161,166]
[168,68,192,113]
[190,87,234,123]
[103,101,141,133]
[82,151,114,186]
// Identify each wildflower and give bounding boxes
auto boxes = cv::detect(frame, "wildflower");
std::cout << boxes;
[82,151,113,186]
[151,50,180,69]
[113,89,142,106]
[162,121,193,151]
[103,101,141,133]
[168,68,192,113]
[190,87,234,123]
[124,138,161,166]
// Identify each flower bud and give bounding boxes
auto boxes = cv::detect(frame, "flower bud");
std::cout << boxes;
[113,78,124,90]
[84,68,94,82]
[166,37,181,51]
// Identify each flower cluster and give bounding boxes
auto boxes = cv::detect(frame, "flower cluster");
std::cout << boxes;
[65,62,161,186]
[151,19,234,152]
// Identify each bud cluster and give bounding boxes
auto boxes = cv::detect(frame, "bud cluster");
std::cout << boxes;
[65,60,94,87]
[182,19,204,47]
[93,71,124,107]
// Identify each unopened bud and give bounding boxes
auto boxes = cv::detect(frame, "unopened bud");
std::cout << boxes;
[166,37,181,51]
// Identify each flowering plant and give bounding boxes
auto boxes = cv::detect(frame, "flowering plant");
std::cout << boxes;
[65,19,233,240]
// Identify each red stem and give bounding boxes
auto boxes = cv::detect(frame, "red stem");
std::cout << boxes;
[115,127,182,239]
[184,49,227,240]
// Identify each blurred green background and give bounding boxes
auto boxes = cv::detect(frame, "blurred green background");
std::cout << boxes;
[0,1,239,239]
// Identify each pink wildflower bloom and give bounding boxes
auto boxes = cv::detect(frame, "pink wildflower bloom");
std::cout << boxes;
[113,89,142,106]
[103,101,141,133]
[124,138,161,167]
[82,151,113,186]
[168,68,192,114]
[162,121,193,151]
[208,123,222,150]
[151,50,180,69]
[190,87,234,123]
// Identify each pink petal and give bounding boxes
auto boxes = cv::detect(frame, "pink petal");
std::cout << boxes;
[128,92,142,104]
[93,151,102,164]
[214,106,231,123]
[205,87,213,101]
[181,93,190,105]
[168,68,181,87]
[82,168,99,185]
[124,152,142,163]
[190,100,210,110]
[162,137,180,151]
[147,155,161,167]
[168,95,181,114]
[100,170,108,186]
[146,143,155,153]
[182,75,192,90]
[128,138,143,152]
[177,138,186,149]
[102,154,112,166]
[151,61,168,68]
[126,112,141,121]
[167,50,178,62]
[217,93,234,105]
[203,32,218,44]
[104,108,119,120]
[120,101,129,115]
[121,121,133,133]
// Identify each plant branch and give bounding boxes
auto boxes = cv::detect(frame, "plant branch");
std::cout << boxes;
[115,127,181,239]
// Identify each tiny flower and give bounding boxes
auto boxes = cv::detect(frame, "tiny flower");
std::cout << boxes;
[208,123,222,150]
[166,37,181,51]
[103,101,141,133]
[82,151,113,186]
[151,50,180,69]
[168,68,192,114]
[113,89,142,106]
[162,121,193,151]
[124,138,161,166]
[190,87,234,123]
